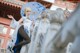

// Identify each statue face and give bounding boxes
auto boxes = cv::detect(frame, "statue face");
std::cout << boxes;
[64,10,70,19]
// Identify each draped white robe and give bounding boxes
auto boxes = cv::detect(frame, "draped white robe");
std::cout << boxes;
[32,18,50,53]
[41,9,67,53]
[28,20,40,53]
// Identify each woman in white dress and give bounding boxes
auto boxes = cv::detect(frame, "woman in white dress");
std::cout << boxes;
[8,7,34,53]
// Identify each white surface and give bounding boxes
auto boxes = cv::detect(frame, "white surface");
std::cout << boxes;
[43,0,55,3]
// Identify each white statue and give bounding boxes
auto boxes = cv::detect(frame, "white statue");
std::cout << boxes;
[28,15,41,53]
[41,8,67,53]
[31,11,50,53]
[50,3,80,53]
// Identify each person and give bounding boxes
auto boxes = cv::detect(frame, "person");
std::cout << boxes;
[7,7,34,53]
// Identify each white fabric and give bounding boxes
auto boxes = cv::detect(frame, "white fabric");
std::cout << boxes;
[20,17,33,53]
[8,18,20,48]
[7,19,21,53]
[28,20,40,53]
[10,18,19,29]
[8,16,32,53]
[22,16,32,37]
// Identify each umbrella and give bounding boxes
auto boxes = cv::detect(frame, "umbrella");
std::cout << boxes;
[20,2,46,21]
